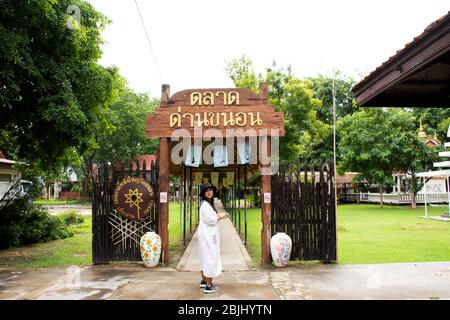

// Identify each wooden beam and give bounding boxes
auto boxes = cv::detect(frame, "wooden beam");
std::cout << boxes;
[353,18,450,107]
[260,136,272,265]
[158,84,170,266]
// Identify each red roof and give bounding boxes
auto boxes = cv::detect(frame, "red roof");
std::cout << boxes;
[0,152,16,164]
[113,155,157,171]
[132,155,157,171]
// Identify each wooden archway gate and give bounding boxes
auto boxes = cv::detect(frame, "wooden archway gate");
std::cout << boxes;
[146,84,285,265]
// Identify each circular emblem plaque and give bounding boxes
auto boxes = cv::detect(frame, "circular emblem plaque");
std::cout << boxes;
[113,176,154,221]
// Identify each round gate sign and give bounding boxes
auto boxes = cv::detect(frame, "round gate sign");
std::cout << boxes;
[113,176,154,221]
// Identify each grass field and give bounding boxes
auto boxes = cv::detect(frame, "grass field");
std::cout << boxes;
[0,216,92,268]
[0,203,193,268]
[230,208,262,264]
[168,202,199,266]
[1,203,449,268]
[233,204,450,265]
[337,204,450,264]
[33,199,90,205]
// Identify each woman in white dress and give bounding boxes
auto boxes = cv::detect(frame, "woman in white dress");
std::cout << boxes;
[198,183,228,294]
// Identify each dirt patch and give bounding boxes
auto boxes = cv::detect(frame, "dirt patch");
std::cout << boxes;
[0,244,52,266]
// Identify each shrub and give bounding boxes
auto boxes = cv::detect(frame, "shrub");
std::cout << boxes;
[0,195,74,249]
[249,189,261,207]
[60,211,85,226]
[45,215,74,240]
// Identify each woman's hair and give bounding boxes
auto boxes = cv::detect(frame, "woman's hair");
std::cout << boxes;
[201,188,217,213]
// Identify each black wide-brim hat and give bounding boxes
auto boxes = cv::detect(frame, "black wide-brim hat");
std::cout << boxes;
[200,183,217,197]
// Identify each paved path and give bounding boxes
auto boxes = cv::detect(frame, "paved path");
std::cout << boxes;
[1,262,450,300]
[44,204,92,215]
[177,199,253,272]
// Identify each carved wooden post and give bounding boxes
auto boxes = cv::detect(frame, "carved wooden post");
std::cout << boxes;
[259,82,272,265]
[159,84,170,266]
[260,135,272,265]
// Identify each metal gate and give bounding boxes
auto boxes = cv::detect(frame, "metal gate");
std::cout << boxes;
[92,160,159,264]
[271,160,337,262]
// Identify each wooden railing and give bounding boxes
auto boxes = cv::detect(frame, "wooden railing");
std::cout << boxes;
[339,192,449,204]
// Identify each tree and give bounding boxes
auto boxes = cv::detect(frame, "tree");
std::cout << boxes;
[79,73,159,197]
[338,109,393,207]
[338,108,438,208]
[387,110,438,208]
[412,108,450,142]
[0,0,113,172]
[225,56,328,162]
[309,72,358,124]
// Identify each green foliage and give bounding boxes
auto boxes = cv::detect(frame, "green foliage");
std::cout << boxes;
[338,109,393,186]
[0,196,74,249]
[79,79,159,196]
[306,73,358,162]
[309,73,358,123]
[224,55,259,92]
[94,88,159,162]
[225,56,328,161]
[412,108,450,143]
[60,211,85,226]
[0,0,114,173]
[338,108,438,203]
[249,189,261,207]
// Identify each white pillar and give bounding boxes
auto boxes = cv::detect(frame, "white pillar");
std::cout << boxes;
[446,177,450,215]
[424,177,428,217]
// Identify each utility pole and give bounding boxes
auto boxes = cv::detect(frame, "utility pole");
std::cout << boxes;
[332,75,338,208]
[332,74,339,262]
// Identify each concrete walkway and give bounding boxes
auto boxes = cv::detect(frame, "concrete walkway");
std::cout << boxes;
[45,204,92,215]
[1,262,450,300]
[177,199,253,272]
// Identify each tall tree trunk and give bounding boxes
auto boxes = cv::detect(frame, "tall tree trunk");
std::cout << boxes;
[82,155,95,199]
[411,178,417,209]
[379,185,384,208]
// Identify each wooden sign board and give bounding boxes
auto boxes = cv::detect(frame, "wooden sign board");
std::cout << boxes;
[146,87,285,138]
[112,176,155,221]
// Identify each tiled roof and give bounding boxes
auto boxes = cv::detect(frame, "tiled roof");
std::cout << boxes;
[132,155,157,170]
[353,11,450,92]
[0,158,15,164]
[0,151,15,164]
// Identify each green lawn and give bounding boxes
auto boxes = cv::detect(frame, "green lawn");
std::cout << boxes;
[0,215,92,268]
[2,203,448,268]
[33,199,90,205]
[230,208,262,264]
[337,204,450,264]
[0,202,193,268]
[168,202,199,266]
[232,204,450,265]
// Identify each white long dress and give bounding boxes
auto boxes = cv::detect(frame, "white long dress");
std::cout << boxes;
[197,200,223,278]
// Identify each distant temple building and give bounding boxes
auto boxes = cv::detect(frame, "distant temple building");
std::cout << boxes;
[392,122,446,195]
[418,120,440,147]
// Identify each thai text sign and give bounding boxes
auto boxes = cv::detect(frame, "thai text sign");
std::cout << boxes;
[146,88,285,138]
[113,177,155,221]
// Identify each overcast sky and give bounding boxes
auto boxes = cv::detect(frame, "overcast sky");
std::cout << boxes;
[86,0,449,98]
